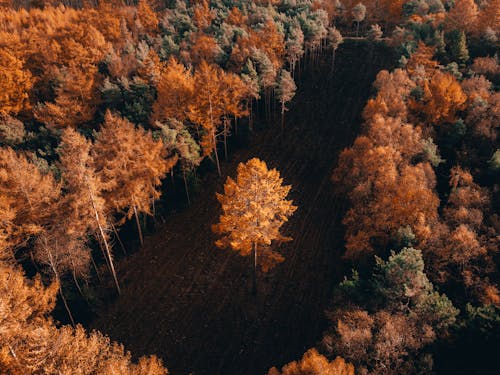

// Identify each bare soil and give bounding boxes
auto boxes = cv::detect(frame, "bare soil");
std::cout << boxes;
[91,41,396,375]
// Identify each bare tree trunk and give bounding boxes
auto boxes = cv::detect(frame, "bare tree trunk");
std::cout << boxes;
[252,242,258,295]
[90,252,101,282]
[223,118,228,160]
[183,169,191,206]
[112,223,127,255]
[332,49,336,72]
[85,177,120,294]
[59,284,75,326]
[134,204,144,247]
[93,214,120,294]
[281,101,285,140]
[209,94,221,176]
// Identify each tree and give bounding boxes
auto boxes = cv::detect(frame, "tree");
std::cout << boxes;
[275,70,296,136]
[0,264,168,374]
[137,0,159,35]
[0,49,32,115]
[476,0,500,36]
[188,61,247,172]
[444,0,478,34]
[405,42,438,79]
[268,349,354,375]
[93,111,177,247]
[324,248,458,374]
[352,3,366,37]
[447,30,469,66]
[367,24,383,41]
[151,58,194,124]
[286,23,305,76]
[58,128,120,294]
[409,71,467,126]
[212,158,297,293]
[327,27,343,71]
[0,147,60,255]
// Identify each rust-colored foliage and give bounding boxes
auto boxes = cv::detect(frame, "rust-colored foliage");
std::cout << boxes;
[152,58,194,124]
[137,0,159,34]
[192,0,214,30]
[405,42,439,79]
[0,264,168,374]
[93,111,177,223]
[0,49,32,115]
[188,61,247,160]
[0,147,60,254]
[213,158,297,272]
[444,0,478,33]
[268,348,354,375]
[363,69,415,121]
[409,70,467,126]
[476,0,500,35]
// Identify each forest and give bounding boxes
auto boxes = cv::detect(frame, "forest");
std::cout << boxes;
[0,0,498,374]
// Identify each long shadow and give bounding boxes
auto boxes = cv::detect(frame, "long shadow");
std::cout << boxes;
[90,40,396,375]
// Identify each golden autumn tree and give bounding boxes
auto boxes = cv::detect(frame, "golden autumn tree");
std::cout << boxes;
[137,0,159,34]
[0,264,168,375]
[477,0,500,35]
[58,128,120,294]
[409,71,467,126]
[268,349,354,375]
[212,158,297,293]
[0,49,32,115]
[405,42,438,79]
[444,0,479,34]
[0,147,60,255]
[93,111,177,247]
[151,58,194,124]
[333,137,439,260]
[188,61,247,173]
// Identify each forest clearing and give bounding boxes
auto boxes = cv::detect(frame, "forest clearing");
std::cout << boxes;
[92,41,396,375]
[1,1,498,374]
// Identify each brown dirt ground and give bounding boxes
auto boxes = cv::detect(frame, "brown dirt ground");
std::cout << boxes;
[90,41,396,375]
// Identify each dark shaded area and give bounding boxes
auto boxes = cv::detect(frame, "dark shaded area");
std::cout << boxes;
[90,40,396,375]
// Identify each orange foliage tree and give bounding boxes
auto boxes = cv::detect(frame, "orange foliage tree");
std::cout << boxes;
[268,348,354,375]
[152,58,194,123]
[188,61,247,174]
[93,111,177,247]
[0,49,32,115]
[0,264,168,374]
[137,0,159,35]
[58,128,120,294]
[213,158,297,293]
[0,147,60,255]
[444,0,478,34]
[409,71,467,126]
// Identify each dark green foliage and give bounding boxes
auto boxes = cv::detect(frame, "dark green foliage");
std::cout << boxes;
[446,30,469,66]
[100,77,156,126]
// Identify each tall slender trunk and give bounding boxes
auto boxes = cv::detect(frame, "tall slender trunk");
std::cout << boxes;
[183,169,191,206]
[90,252,101,282]
[112,223,127,255]
[69,256,85,298]
[223,117,228,160]
[252,242,258,295]
[331,49,336,72]
[281,101,285,139]
[84,175,120,294]
[209,93,221,176]
[59,284,75,326]
[134,204,144,247]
